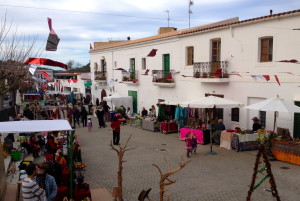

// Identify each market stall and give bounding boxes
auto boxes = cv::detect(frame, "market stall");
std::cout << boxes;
[272,139,300,165]
[103,93,133,112]
[142,118,159,132]
[0,120,90,200]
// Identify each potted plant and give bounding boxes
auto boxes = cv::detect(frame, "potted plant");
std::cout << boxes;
[194,72,200,78]
[202,73,208,78]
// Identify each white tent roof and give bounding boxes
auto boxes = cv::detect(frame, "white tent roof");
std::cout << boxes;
[244,96,300,113]
[103,93,133,110]
[181,96,244,108]
[0,120,73,133]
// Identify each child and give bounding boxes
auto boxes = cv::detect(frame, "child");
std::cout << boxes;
[191,134,197,154]
[110,116,121,145]
[185,133,193,158]
[87,119,92,132]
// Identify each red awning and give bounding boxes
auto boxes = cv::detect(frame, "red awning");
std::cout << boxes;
[24,58,68,70]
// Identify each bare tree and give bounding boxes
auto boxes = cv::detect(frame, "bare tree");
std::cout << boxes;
[0,13,42,110]
[152,156,191,201]
[66,60,75,70]
[109,135,136,201]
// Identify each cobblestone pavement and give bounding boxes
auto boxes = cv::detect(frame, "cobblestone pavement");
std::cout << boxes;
[75,119,300,201]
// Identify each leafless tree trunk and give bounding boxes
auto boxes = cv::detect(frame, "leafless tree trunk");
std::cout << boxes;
[152,156,191,201]
[0,13,43,110]
[109,135,136,201]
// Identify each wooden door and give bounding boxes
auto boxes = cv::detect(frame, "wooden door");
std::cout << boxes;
[211,39,221,74]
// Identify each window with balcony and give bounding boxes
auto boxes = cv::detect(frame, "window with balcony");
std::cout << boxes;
[130,58,135,71]
[260,37,273,62]
[186,46,194,66]
[101,59,106,72]
[94,62,98,72]
[142,58,146,70]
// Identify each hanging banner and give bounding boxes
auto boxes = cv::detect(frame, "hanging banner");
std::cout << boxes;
[274,75,281,86]
[262,75,270,81]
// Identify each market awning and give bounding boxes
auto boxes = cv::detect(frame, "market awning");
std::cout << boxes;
[0,120,73,133]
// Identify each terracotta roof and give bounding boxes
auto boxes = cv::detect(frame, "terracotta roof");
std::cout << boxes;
[90,9,300,52]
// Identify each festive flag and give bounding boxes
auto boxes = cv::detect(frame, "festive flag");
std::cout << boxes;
[40,70,51,81]
[147,49,158,57]
[262,75,270,81]
[29,65,37,75]
[256,75,265,80]
[274,75,280,86]
[46,17,60,51]
[250,75,257,81]
[68,79,72,85]
[72,79,78,83]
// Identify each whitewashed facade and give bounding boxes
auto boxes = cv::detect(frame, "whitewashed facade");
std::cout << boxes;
[90,10,300,137]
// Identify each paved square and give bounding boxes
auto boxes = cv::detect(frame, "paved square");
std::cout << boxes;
[75,119,300,201]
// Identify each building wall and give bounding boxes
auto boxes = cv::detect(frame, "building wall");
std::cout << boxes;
[90,13,300,134]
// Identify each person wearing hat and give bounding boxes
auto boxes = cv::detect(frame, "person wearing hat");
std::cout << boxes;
[251,117,262,132]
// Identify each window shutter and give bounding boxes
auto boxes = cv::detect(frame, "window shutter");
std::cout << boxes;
[187,47,194,66]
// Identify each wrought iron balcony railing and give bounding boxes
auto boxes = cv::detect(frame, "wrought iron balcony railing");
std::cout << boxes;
[122,70,139,82]
[94,71,107,80]
[193,61,229,78]
[152,70,175,83]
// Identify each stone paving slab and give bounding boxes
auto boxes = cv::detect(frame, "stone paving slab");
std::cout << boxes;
[75,119,300,201]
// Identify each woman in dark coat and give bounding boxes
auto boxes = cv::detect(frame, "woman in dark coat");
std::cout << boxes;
[80,106,88,127]
[96,106,106,128]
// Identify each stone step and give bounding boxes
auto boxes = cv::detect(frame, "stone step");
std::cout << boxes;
[90,188,113,201]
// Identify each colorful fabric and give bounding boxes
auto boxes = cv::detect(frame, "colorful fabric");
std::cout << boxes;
[179,128,204,144]
[147,49,157,57]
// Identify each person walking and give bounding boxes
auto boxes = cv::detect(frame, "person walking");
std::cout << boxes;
[72,106,80,127]
[96,106,106,128]
[185,133,193,158]
[80,106,88,127]
[110,116,121,145]
[21,164,46,201]
[191,135,197,154]
[36,163,57,201]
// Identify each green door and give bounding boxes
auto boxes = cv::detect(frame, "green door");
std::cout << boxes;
[128,90,137,113]
[294,101,300,138]
[163,54,170,77]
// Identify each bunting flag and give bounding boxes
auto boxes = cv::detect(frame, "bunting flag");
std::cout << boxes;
[40,70,51,81]
[90,43,93,49]
[24,58,68,70]
[147,49,158,57]
[54,82,57,86]
[250,75,257,81]
[141,69,149,75]
[278,59,299,64]
[68,79,72,84]
[256,75,266,81]
[262,75,270,81]
[29,65,37,75]
[46,17,60,51]
[274,75,280,86]
[72,79,78,83]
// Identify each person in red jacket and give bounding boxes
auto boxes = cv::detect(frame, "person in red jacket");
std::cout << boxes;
[46,131,62,161]
[110,117,121,145]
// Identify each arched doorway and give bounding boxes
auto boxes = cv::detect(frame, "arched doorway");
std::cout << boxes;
[101,89,107,101]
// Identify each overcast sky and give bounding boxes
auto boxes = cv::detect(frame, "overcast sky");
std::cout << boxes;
[0,0,299,66]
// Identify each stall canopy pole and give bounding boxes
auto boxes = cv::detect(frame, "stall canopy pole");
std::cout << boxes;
[69,130,74,199]
[207,106,217,155]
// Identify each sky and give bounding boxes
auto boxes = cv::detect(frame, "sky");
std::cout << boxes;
[0,0,299,66]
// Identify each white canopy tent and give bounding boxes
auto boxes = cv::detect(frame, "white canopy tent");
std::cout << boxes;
[0,120,73,133]
[103,93,133,111]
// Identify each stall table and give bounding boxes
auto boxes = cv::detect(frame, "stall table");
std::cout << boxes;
[232,133,260,152]
[142,119,158,132]
[272,140,300,165]
[179,128,204,144]
[220,131,233,150]
[160,122,177,134]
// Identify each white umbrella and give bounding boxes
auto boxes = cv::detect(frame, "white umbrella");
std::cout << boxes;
[184,96,243,108]
[244,96,300,131]
[183,95,243,154]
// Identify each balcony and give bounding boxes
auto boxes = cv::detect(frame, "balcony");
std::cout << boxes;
[122,70,139,85]
[152,70,176,88]
[193,61,230,83]
[94,71,107,83]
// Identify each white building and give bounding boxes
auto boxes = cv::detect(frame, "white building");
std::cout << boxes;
[90,9,300,137]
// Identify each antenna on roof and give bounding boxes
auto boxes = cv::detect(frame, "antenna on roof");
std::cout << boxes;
[165,10,170,27]
[188,0,194,28]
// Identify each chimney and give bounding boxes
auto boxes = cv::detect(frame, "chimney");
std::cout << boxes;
[270,9,273,15]
[158,27,177,35]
